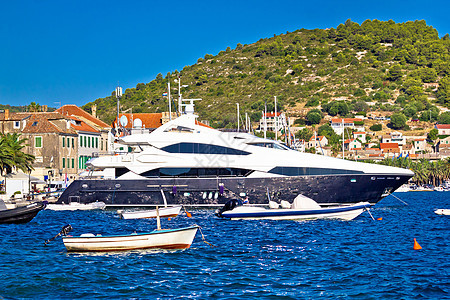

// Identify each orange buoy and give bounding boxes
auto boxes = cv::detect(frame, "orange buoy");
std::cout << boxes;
[413,238,422,250]
[168,218,171,221]
[377,217,383,221]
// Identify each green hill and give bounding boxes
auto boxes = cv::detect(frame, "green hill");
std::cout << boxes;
[82,19,450,128]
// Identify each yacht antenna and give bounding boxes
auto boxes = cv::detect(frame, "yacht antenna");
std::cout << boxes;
[245,112,249,132]
[115,86,122,136]
[177,75,182,114]
[181,98,201,114]
[274,96,277,141]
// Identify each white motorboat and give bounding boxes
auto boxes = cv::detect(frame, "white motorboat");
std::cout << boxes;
[62,225,199,252]
[46,201,106,211]
[216,195,371,221]
[434,209,450,215]
[119,205,182,219]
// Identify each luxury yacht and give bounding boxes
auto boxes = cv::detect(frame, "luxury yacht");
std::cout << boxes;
[58,109,414,207]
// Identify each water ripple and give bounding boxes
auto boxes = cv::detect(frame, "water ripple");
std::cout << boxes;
[0,192,448,298]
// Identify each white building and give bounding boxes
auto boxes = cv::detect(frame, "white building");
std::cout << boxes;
[331,118,364,135]
[259,112,286,132]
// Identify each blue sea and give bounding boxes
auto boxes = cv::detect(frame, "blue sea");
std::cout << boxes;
[0,192,448,299]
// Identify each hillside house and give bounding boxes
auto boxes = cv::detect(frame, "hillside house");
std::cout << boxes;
[413,138,427,153]
[259,112,286,132]
[330,118,364,135]
[352,131,366,143]
[344,139,362,151]
[308,135,328,148]
[380,142,400,157]
[381,131,405,145]
[435,124,450,136]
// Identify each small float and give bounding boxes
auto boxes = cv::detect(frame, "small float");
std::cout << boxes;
[434,209,450,215]
[46,201,106,211]
[216,195,371,221]
[118,205,182,219]
[0,200,47,224]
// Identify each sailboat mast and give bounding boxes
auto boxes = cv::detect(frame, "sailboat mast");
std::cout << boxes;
[168,81,172,120]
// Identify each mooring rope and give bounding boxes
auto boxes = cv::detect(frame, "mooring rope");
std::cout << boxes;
[197,226,216,248]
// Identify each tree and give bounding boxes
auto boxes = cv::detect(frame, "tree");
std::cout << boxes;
[390,112,407,129]
[387,65,403,81]
[306,109,323,125]
[370,124,382,131]
[295,128,313,141]
[2,133,34,174]
[28,102,40,112]
[428,128,438,140]
[438,111,450,124]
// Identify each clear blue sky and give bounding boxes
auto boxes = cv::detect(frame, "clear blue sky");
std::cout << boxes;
[1,0,449,108]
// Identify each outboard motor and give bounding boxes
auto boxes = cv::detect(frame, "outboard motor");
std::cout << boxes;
[215,199,243,217]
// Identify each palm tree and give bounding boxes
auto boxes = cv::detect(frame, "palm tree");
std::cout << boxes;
[28,102,41,112]
[0,133,35,193]
[2,133,34,173]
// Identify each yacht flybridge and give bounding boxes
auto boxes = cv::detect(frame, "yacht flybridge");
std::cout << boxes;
[58,105,413,207]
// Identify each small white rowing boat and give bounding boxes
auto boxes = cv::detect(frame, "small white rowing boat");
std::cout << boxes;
[62,225,199,252]
[216,195,371,221]
[434,209,450,215]
[119,205,182,219]
[46,201,106,211]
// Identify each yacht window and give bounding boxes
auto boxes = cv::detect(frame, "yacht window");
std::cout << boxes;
[164,126,194,133]
[140,167,253,178]
[268,167,364,176]
[161,143,250,155]
[248,142,288,150]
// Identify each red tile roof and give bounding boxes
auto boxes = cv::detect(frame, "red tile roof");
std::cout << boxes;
[67,116,99,133]
[380,142,400,149]
[331,118,362,124]
[436,124,450,129]
[309,135,326,141]
[57,105,110,128]
[21,113,77,134]
[263,112,282,117]
[116,113,163,129]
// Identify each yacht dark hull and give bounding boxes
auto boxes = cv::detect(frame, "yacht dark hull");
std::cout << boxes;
[58,174,411,207]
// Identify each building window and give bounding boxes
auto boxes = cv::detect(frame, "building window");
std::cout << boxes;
[101,138,103,151]
[35,136,42,148]
[95,137,98,149]
[84,136,87,147]
[62,137,65,147]
[62,158,65,168]
[72,137,74,148]
[14,121,20,129]
[72,158,75,169]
